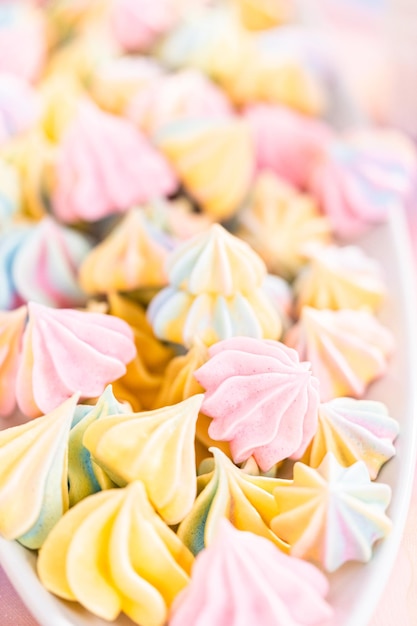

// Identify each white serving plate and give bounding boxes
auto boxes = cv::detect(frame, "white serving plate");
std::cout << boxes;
[1,207,417,626]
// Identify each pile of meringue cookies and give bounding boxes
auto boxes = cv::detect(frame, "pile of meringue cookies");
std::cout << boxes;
[1,1,417,625]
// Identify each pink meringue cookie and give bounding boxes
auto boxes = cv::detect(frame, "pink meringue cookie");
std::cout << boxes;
[194,336,320,472]
[308,129,417,238]
[0,306,27,417]
[170,519,333,626]
[109,0,178,53]
[0,73,40,145]
[127,69,233,135]
[0,3,46,83]
[52,99,178,223]
[15,302,136,418]
[245,103,333,188]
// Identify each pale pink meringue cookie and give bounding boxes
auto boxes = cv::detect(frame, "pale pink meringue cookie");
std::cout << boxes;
[194,336,320,472]
[127,69,233,135]
[170,519,333,626]
[0,73,40,145]
[0,3,46,83]
[308,129,417,238]
[245,103,333,188]
[15,302,136,418]
[52,99,178,223]
[109,0,178,53]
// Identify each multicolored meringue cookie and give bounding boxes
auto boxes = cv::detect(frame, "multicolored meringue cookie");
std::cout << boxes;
[127,69,232,135]
[52,99,177,223]
[68,386,128,507]
[148,224,281,347]
[271,453,392,572]
[11,216,92,308]
[0,224,29,310]
[170,519,333,626]
[285,306,394,401]
[108,293,174,411]
[302,398,399,480]
[245,104,333,188]
[237,172,332,279]
[0,73,39,145]
[37,481,194,626]
[83,395,203,525]
[308,129,417,238]
[79,207,175,295]
[293,244,386,315]
[0,2,46,82]
[156,116,253,220]
[0,159,21,225]
[0,306,27,417]
[0,394,78,549]
[262,274,294,332]
[110,0,178,53]
[15,302,136,418]
[195,336,320,471]
[177,446,288,555]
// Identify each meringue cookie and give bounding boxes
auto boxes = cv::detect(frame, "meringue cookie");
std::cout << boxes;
[0,73,39,145]
[237,172,332,279]
[0,224,29,310]
[170,519,333,626]
[177,446,289,555]
[195,336,320,471]
[156,116,254,220]
[234,0,294,31]
[245,104,333,188]
[285,306,394,401]
[110,0,178,53]
[108,293,174,412]
[308,129,417,238]
[0,394,78,549]
[79,207,175,295]
[0,306,27,417]
[15,302,136,418]
[303,398,399,480]
[83,395,203,525]
[0,159,21,225]
[148,224,281,347]
[38,481,193,626]
[127,69,232,135]
[11,216,91,308]
[52,99,177,223]
[271,453,392,572]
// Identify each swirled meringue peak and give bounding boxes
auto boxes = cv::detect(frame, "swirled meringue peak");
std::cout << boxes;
[15,302,136,418]
[52,99,177,223]
[11,216,92,308]
[194,336,320,471]
[79,207,175,295]
[37,481,194,626]
[245,103,333,188]
[303,398,399,480]
[237,172,332,279]
[68,386,128,507]
[110,0,178,53]
[156,116,254,220]
[0,393,78,549]
[148,224,282,347]
[0,306,27,417]
[293,244,386,315]
[170,519,332,626]
[83,395,203,525]
[177,446,288,555]
[271,453,392,572]
[285,306,394,402]
[308,130,417,238]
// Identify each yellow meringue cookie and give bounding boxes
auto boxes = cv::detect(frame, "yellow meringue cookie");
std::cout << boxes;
[293,244,387,315]
[108,293,174,411]
[0,306,27,417]
[38,481,193,626]
[234,0,293,30]
[83,395,203,525]
[38,74,83,144]
[156,117,254,220]
[177,447,289,555]
[79,207,173,295]
[0,394,78,549]
[237,173,332,280]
